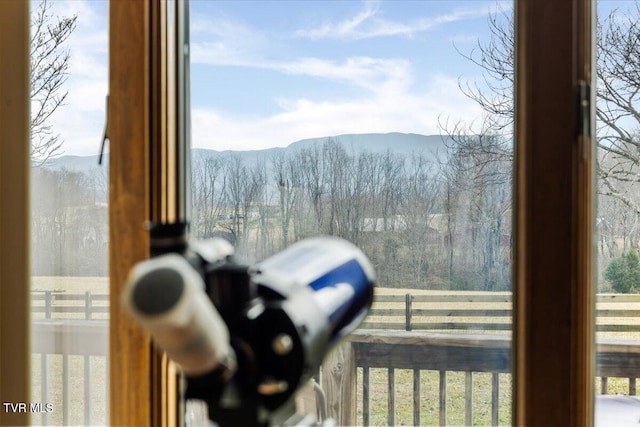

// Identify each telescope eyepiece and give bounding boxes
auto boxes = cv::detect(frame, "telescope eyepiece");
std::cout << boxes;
[132,268,184,315]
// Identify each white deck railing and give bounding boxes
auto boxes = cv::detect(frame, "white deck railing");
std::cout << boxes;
[32,320,108,426]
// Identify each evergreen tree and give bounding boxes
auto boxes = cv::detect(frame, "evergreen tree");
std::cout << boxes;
[605,250,640,293]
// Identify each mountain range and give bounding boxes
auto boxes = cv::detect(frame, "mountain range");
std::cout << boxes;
[41,132,449,174]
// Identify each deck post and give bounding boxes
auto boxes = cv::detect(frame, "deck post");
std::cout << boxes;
[45,291,52,319]
[322,341,356,426]
[439,370,447,426]
[405,293,412,331]
[85,291,92,320]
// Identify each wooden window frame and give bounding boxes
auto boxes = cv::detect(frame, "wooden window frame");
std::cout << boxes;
[514,0,595,425]
[0,2,31,426]
[107,1,597,426]
[108,1,152,425]
[109,1,180,426]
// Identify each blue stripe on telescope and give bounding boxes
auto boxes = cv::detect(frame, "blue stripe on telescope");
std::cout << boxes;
[307,258,373,341]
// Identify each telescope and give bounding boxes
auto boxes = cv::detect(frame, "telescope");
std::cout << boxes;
[122,224,375,427]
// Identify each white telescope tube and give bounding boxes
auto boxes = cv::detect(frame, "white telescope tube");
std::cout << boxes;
[122,254,235,377]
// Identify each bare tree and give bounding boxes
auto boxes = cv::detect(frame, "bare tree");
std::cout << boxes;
[457,4,640,207]
[272,152,300,249]
[440,118,512,185]
[191,155,226,238]
[378,150,404,232]
[296,145,329,234]
[449,4,640,264]
[596,5,640,217]
[323,139,347,237]
[438,119,512,290]
[398,153,441,286]
[251,162,276,260]
[324,140,360,241]
[221,155,259,253]
[30,0,77,163]
[455,7,514,135]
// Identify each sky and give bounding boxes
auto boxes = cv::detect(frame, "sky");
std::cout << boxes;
[44,0,630,156]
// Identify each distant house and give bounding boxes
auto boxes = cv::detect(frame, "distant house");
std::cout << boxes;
[362,216,409,233]
[361,216,441,243]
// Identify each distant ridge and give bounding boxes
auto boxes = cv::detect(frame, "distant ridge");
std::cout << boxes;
[42,132,449,172]
[38,154,108,174]
[288,132,447,156]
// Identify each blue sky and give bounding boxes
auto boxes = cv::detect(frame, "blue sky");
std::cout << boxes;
[46,0,629,155]
[188,1,506,151]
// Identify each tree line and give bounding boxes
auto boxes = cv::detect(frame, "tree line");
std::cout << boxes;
[30,123,634,291]
[193,140,438,289]
[31,167,108,276]
[31,136,512,291]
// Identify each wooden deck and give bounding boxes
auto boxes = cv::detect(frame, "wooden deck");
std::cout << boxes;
[321,330,640,426]
[29,290,640,426]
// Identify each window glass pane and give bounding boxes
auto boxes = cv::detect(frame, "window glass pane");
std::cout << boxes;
[595,1,640,425]
[30,1,109,425]
[189,1,514,425]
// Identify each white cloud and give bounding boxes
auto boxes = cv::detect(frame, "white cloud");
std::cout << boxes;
[190,12,270,66]
[188,7,483,152]
[192,43,414,96]
[274,56,413,92]
[294,1,493,40]
[296,0,380,40]
[48,1,492,156]
[191,75,483,151]
[190,44,462,151]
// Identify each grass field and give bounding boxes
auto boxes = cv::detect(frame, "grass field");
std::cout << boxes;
[356,369,512,426]
[32,276,108,293]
